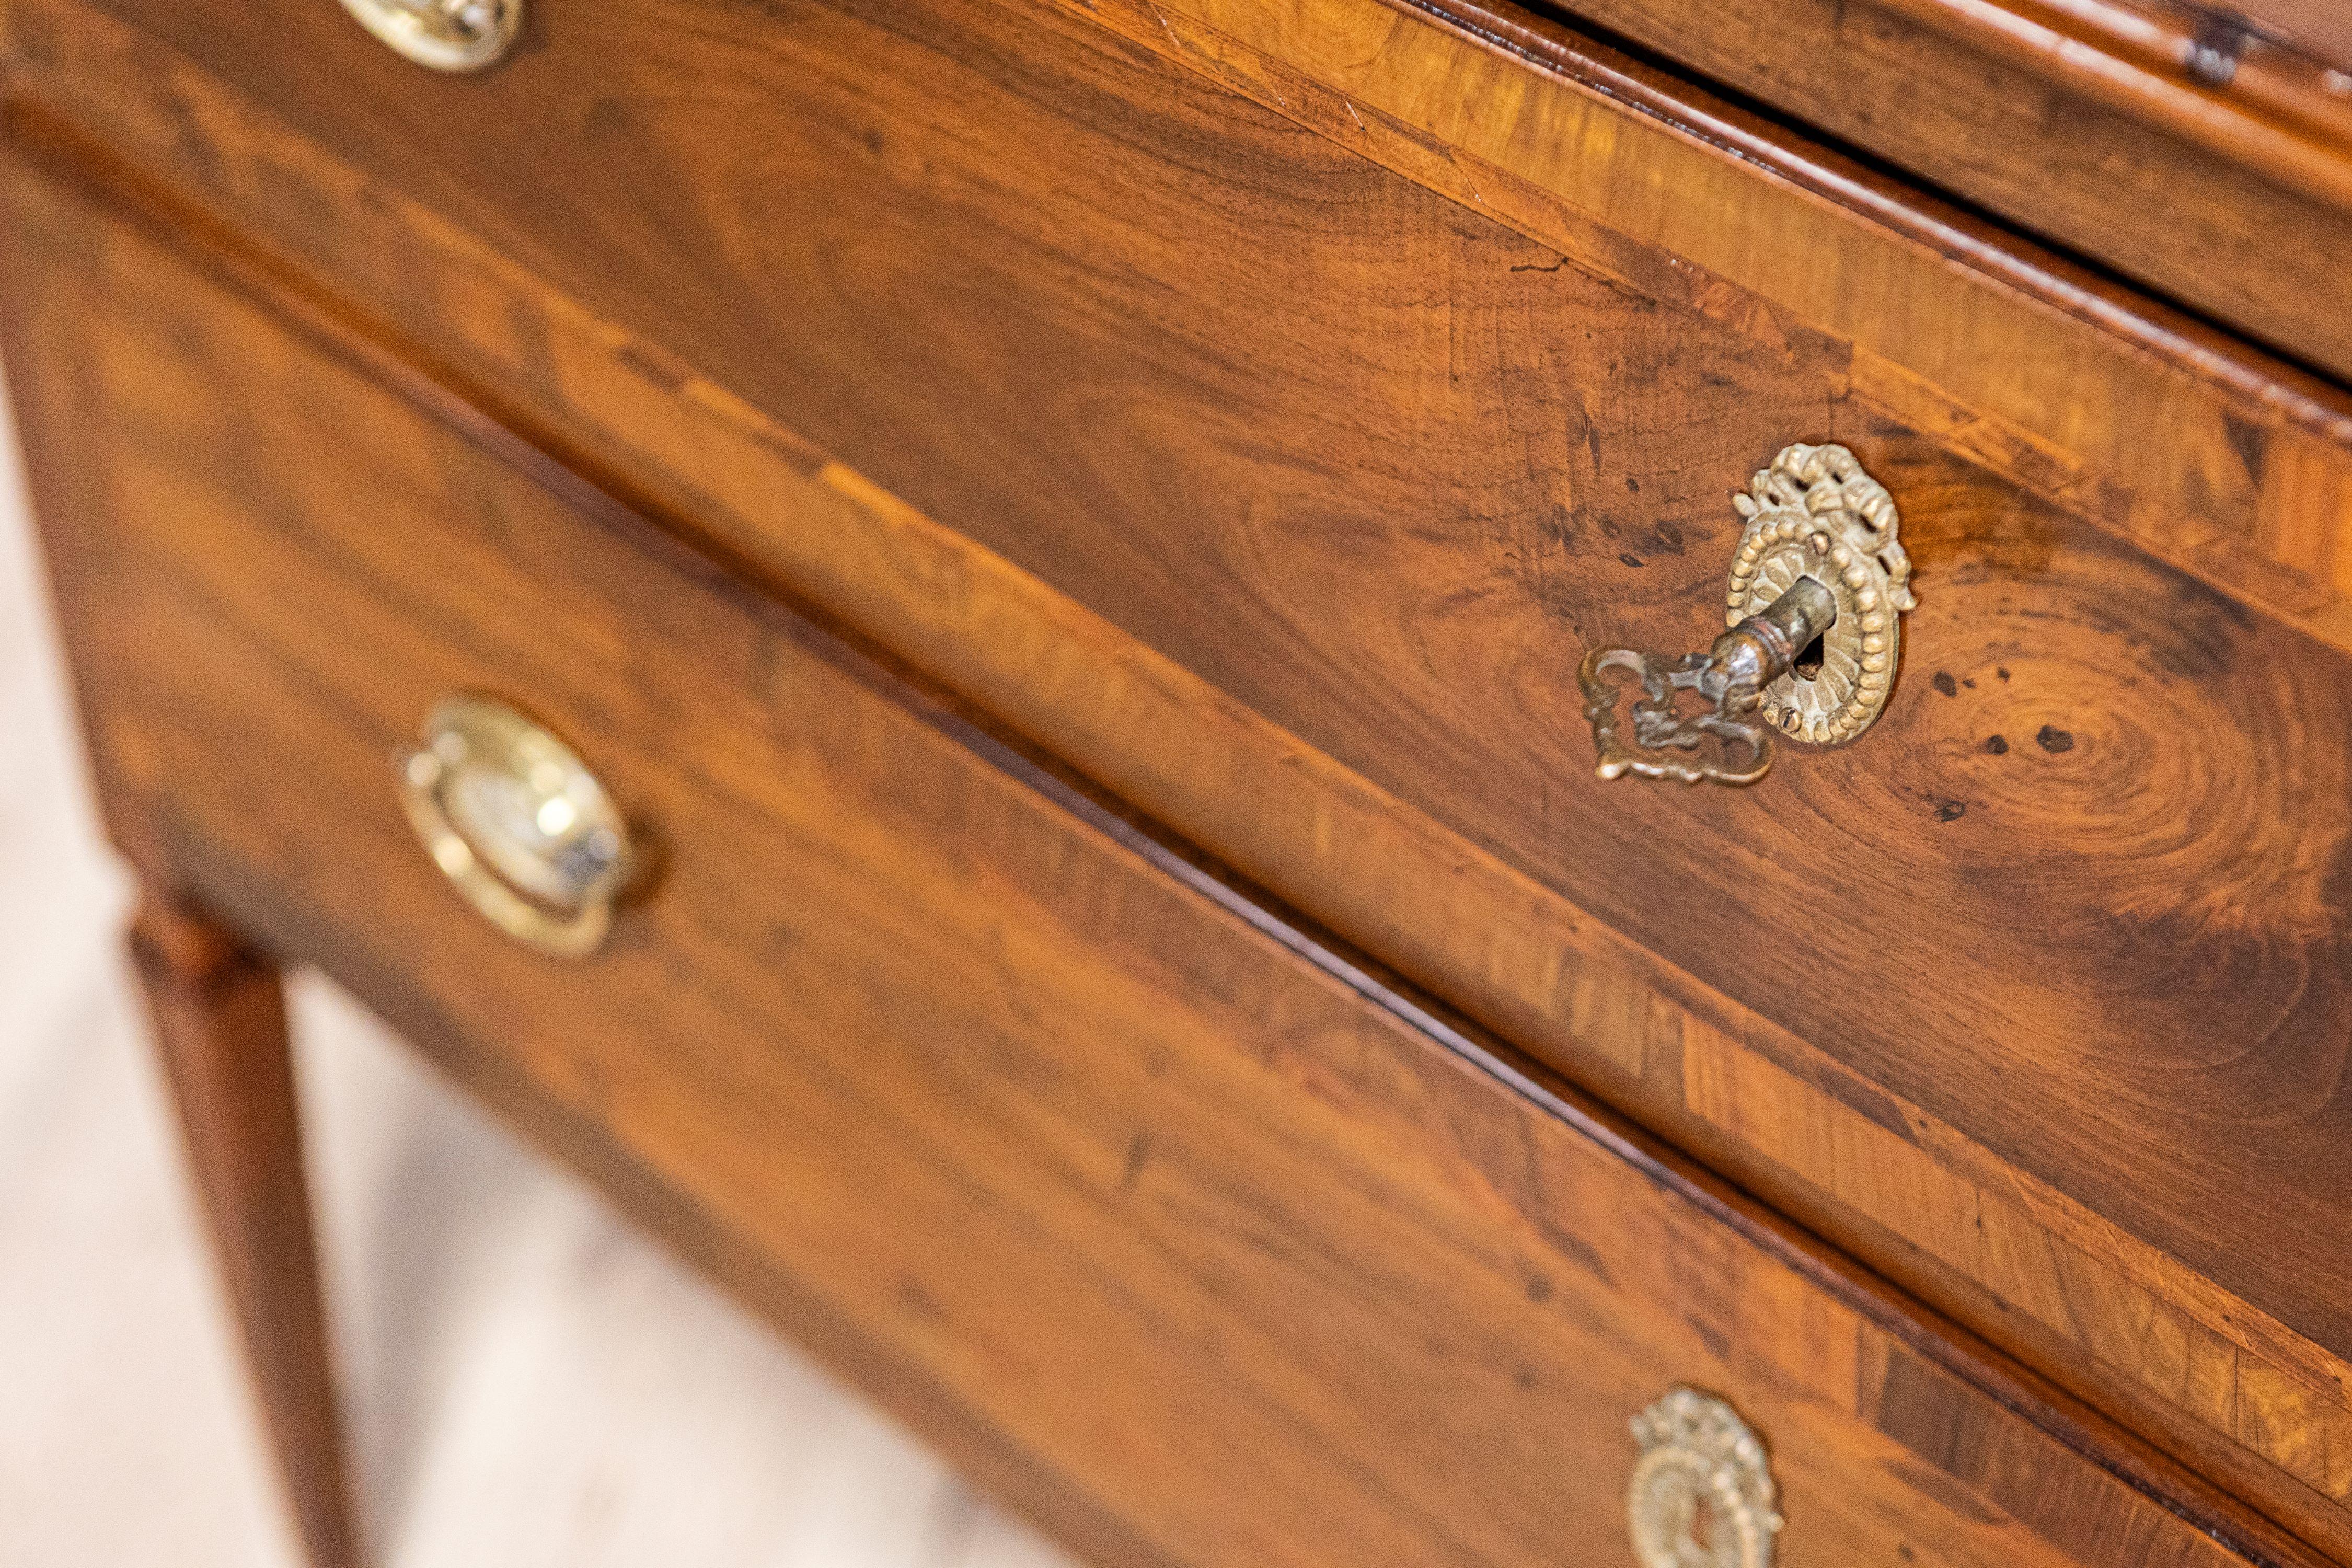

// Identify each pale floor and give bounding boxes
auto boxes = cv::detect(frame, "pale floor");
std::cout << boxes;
[0,406,1076,1566]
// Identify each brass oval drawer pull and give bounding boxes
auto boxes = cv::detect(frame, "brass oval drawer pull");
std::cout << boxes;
[1629,1388,1783,1568]
[396,694,638,958]
[334,0,522,71]
[1579,444,1916,786]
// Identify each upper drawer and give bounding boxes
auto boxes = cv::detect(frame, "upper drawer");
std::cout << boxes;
[6,0,2352,1551]
[3,145,2296,1568]
[1532,0,2352,381]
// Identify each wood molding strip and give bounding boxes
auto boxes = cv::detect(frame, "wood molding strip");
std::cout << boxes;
[1865,0,2352,212]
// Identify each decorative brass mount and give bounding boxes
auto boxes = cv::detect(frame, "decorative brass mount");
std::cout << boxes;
[1628,1387,1783,1568]
[396,694,640,958]
[1578,444,1915,786]
[333,0,523,71]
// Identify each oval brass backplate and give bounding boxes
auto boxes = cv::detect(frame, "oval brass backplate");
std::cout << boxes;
[395,693,637,959]
[335,0,523,71]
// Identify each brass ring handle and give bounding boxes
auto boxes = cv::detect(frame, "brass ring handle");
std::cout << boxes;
[334,0,522,71]
[395,694,638,959]
[1628,1388,1783,1568]
[1579,444,1916,786]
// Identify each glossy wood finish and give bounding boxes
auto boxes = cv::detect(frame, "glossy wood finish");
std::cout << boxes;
[1125,0,2352,633]
[126,893,355,1568]
[1516,0,2352,378]
[20,0,2352,641]
[5,1,2346,1549]
[2247,0,2352,64]
[1,148,2316,1568]
[1842,0,2352,212]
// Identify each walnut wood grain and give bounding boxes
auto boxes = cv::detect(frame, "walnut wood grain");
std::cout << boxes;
[1515,0,2352,356]
[1110,0,2352,628]
[2241,0,2352,65]
[125,894,355,1568]
[3,13,2345,1550]
[1535,0,2352,371]
[4,151,2324,1567]
[1861,0,2352,153]
[16,0,2352,642]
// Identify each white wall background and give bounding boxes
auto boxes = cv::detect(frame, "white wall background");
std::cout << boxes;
[0,389,1073,1568]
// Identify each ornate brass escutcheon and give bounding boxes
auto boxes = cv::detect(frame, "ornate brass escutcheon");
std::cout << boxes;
[1579,443,1915,785]
[333,0,523,71]
[1628,1387,1783,1568]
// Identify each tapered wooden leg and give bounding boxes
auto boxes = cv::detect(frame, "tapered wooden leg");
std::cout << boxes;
[129,892,359,1568]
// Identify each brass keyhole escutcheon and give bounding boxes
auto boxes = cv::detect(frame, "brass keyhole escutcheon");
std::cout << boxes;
[1628,1388,1783,1568]
[1579,443,1916,786]
[1724,444,1916,747]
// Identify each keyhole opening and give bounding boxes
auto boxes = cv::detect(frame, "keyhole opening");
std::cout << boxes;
[1687,1493,1720,1557]
[1793,632,1826,681]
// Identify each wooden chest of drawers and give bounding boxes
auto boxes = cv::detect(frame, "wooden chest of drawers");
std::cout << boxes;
[5,0,2349,1564]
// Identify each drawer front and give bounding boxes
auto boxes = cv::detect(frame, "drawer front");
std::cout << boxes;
[1,149,2302,1568]
[8,0,2352,1547]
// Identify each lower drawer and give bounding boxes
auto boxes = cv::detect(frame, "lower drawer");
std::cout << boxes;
[2,143,2300,1567]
